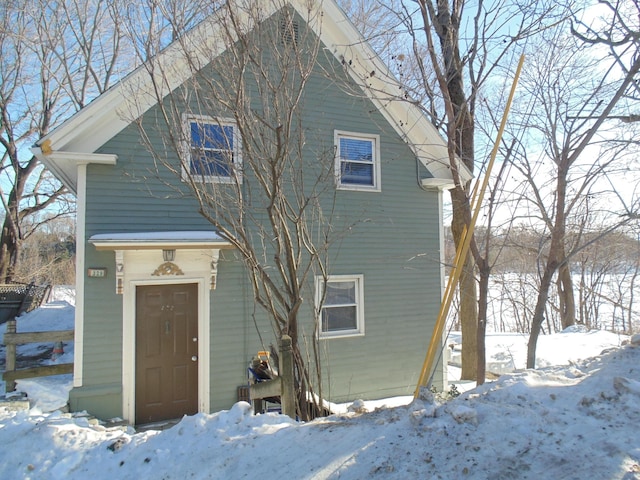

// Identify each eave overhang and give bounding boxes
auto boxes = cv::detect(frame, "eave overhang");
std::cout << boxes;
[31,147,118,195]
[89,231,235,251]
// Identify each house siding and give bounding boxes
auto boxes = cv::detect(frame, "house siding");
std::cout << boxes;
[70,15,445,419]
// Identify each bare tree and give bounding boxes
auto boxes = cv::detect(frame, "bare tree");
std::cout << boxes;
[337,0,640,379]
[466,223,640,337]
[363,0,566,383]
[17,215,76,286]
[126,1,362,419]
[0,0,125,283]
[506,7,640,367]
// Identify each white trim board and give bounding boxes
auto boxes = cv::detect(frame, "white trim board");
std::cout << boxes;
[116,249,213,424]
[32,0,470,194]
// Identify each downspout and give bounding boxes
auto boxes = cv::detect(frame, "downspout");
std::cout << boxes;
[418,176,455,391]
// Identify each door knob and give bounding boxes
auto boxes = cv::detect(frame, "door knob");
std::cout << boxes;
[191,356,197,362]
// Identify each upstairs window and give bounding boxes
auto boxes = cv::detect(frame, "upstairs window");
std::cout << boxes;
[316,275,365,338]
[335,131,380,191]
[185,116,241,183]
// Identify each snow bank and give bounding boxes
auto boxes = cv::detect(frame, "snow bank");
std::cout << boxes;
[0,341,638,479]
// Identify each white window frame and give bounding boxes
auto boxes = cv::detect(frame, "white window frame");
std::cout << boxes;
[182,114,242,184]
[334,130,381,192]
[316,274,365,339]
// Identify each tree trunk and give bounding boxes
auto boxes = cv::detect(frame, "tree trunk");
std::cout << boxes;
[417,0,480,380]
[458,256,478,380]
[527,266,556,368]
[451,186,478,380]
[528,156,568,368]
[556,262,576,329]
[287,311,324,421]
[0,216,19,283]
[0,162,28,284]
[476,260,490,385]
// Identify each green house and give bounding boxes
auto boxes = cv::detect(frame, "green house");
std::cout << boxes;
[33,0,470,425]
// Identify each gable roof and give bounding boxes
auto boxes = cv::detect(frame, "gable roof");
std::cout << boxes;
[32,0,471,194]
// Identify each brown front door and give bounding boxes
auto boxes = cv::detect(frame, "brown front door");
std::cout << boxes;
[135,283,198,425]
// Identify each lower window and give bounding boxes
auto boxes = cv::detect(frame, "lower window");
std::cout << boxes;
[316,275,364,338]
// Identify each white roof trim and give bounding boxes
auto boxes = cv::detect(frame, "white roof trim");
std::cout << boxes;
[35,0,472,191]
[421,178,456,191]
[31,148,117,193]
[89,231,234,250]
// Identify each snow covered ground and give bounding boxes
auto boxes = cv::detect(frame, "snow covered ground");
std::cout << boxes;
[0,299,639,479]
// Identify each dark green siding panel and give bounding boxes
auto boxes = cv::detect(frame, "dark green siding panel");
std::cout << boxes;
[81,249,123,390]
[68,383,122,420]
[209,253,259,410]
[88,123,211,235]
[78,14,447,415]
[297,56,446,401]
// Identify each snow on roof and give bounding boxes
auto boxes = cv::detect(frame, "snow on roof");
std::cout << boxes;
[89,231,233,249]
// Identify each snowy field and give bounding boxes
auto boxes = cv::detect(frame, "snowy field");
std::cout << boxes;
[0,296,639,479]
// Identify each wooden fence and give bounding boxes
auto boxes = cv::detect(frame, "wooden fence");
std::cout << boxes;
[3,317,74,392]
